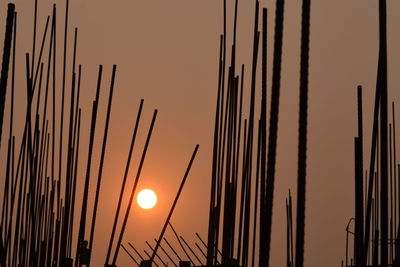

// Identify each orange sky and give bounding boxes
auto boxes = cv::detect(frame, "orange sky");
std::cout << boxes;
[0,1,400,267]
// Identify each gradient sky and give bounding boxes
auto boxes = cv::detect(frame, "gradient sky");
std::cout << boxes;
[1,1,400,267]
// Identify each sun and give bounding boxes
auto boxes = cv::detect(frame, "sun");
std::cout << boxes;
[137,189,157,210]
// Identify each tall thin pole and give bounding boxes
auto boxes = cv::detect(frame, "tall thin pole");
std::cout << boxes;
[294,0,310,266]
[105,99,144,264]
[111,110,158,265]
[259,8,268,267]
[75,66,103,267]
[88,65,117,266]
[0,4,15,148]
[378,0,388,266]
[263,0,285,266]
[150,145,199,263]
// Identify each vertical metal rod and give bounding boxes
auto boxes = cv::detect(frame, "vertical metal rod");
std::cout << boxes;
[390,124,394,262]
[150,143,200,264]
[75,65,102,267]
[88,65,117,266]
[259,7,268,267]
[105,99,144,263]
[294,0,310,266]
[30,0,37,78]
[31,17,50,92]
[392,103,397,240]
[251,121,262,267]
[263,0,285,265]
[354,137,363,266]
[362,50,382,267]
[207,34,223,267]
[111,110,158,265]
[57,0,69,228]
[286,198,290,267]
[0,3,15,148]
[378,0,388,266]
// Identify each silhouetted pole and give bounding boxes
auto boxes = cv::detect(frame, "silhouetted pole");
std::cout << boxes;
[378,0,388,266]
[206,35,223,266]
[75,66,102,267]
[150,145,199,264]
[57,0,69,231]
[259,8,268,267]
[354,137,363,266]
[263,0,285,266]
[357,86,364,260]
[395,165,400,266]
[392,103,397,242]
[251,121,261,267]
[105,99,144,264]
[0,21,14,252]
[88,65,117,266]
[294,0,310,267]
[0,4,15,148]
[111,110,158,265]
[286,198,290,267]
[362,39,382,267]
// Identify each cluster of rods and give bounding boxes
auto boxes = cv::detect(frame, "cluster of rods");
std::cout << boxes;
[0,1,200,267]
[122,223,217,267]
[202,0,310,267]
[123,1,311,267]
[344,1,400,267]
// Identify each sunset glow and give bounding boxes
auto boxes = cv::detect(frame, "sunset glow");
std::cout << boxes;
[137,189,158,209]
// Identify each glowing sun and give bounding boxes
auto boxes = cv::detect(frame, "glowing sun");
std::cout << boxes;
[137,189,157,209]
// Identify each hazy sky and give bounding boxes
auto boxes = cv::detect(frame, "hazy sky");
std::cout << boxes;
[1,1,400,267]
